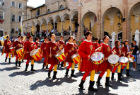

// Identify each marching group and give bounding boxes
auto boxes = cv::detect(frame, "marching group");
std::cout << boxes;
[1,32,139,92]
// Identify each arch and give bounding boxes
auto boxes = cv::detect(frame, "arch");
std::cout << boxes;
[82,11,97,37]
[129,2,140,37]
[102,7,123,40]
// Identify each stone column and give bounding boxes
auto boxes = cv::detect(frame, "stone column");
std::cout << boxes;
[122,0,129,41]
[77,0,82,41]
[97,0,102,39]
[61,18,64,36]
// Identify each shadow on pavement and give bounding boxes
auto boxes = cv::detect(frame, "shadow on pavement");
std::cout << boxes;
[0,66,20,71]
[9,69,48,77]
[30,77,77,90]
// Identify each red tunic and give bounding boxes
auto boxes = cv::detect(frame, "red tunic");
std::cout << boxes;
[93,42,100,50]
[41,42,49,58]
[97,43,112,71]
[121,46,128,57]
[4,40,12,53]
[13,41,23,55]
[112,47,121,57]
[65,42,77,63]
[78,40,95,72]
[24,41,35,60]
[48,41,59,65]
[57,40,65,48]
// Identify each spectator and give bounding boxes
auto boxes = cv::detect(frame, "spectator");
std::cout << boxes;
[131,41,139,71]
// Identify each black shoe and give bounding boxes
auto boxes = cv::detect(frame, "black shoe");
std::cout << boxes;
[118,73,122,81]
[52,71,57,80]
[126,69,130,77]
[42,63,45,69]
[19,61,21,67]
[79,80,85,90]
[71,70,77,77]
[25,64,29,71]
[9,58,11,63]
[15,61,18,67]
[111,73,114,81]
[96,76,102,86]
[65,69,69,77]
[105,77,112,87]
[46,65,48,69]
[31,64,36,71]
[5,57,7,62]
[88,81,97,91]
[48,70,52,78]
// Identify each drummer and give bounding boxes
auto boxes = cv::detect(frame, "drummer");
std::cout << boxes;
[48,34,59,80]
[3,36,12,63]
[64,36,77,78]
[121,41,131,77]
[57,36,65,68]
[96,35,112,87]
[78,32,97,91]
[41,37,50,69]
[24,36,36,71]
[35,37,40,49]
[111,40,122,81]
[13,36,23,67]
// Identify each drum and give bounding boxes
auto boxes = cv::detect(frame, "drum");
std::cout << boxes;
[10,47,15,57]
[128,55,134,62]
[16,48,24,59]
[71,54,80,64]
[91,52,104,65]
[108,54,120,66]
[30,48,42,61]
[55,49,66,62]
[119,57,129,66]
[10,47,14,52]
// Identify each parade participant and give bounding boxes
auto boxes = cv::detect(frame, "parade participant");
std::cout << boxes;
[41,37,50,69]
[111,40,122,81]
[13,36,23,67]
[96,36,112,87]
[4,36,12,63]
[48,34,59,80]
[64,36,77,78]
[78,32,97,91]
[35,37,40,49]
[131,41,139,71]
[93,38,100,50]
[24,36,36,71]
[121,41,130,77]
[57,36,65,68]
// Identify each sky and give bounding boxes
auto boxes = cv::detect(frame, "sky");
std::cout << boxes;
[27,0,45,8]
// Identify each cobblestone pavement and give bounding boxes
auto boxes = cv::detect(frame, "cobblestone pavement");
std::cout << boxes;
[0,53,140,95]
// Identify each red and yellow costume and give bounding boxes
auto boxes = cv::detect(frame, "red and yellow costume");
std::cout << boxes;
[78,40,96,81]
[64,42,77,77]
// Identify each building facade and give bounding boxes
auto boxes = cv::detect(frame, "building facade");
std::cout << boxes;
[23,0,140,42]
[0,0,27,38]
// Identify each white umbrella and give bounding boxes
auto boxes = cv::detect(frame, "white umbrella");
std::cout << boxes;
[134,29,140,46]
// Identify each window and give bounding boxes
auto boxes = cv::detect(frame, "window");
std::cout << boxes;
[0,0,4,6]
[18,16,21,22]
[36,9,40,16]
[11,15,15,22]
[0,11,4,19]
[48,9,50,13]
[18,3,22,8]
[11,1,15,7]
[59,5,64,10]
